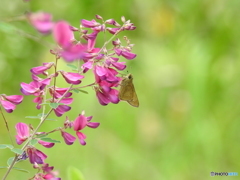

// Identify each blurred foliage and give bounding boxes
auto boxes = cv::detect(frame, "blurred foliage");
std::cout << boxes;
[0,0,240,180]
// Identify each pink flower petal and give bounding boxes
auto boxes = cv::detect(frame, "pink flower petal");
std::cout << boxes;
[73,114,88,131]
[38,140,55,148]
[1,100,16,113]
[76,131,87,145]
[61,131,76,145]
[4,95,23,105]
[53,21,74,48]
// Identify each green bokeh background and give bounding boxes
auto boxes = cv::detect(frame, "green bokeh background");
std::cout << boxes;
[0,0,240,179]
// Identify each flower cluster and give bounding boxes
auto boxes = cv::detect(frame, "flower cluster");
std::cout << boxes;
[1,12,137,180]
[31,163,61,180]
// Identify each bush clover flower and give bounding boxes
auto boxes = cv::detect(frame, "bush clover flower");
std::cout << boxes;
[0,94,23,113]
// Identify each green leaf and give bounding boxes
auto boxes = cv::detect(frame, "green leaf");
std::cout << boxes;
[67,166,85,180]
[49,103,61,109]
[72,89,80,93]
[78,89,88,94]
[35,134,48,138]
[38,113,47,117]
[0,166,8,169]
[67,64,78,70]
[11,148,24,155]
[45,118,57,121]
[5,144,14,149]
[7,157,15,166]
[0,144,13,149]
[0,144,7,149]
[12,167,29,173]
[30,139,38,146]
[25,116,40,119]
[72,89,88,94]
[40,138,60,143]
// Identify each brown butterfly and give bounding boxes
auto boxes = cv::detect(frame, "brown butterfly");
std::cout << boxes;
[119,74,139,107]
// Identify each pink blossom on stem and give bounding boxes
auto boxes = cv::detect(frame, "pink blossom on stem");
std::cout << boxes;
[53,21,74,48]
[61,130,76,145]
[95,86,119,105]
[60,71,84,85]
[72,111,99,145]
[81,60,94,73]
[49,87,72,99]
[52,98,73,117]
[76,131,87,145]
[38,140,55,148]
[27,12,54,34]
[94,66,119,83]
[2,95,23,105]
[81,19,101,28]
[0,94,23,113]
[53,21,87,62]
[114,48,137,60]
[33,95,43,109]
[31,62,54,75]
[15,122,30,145]
[106,27,121,35]
[20,81,48,96]
[27,147,47,164]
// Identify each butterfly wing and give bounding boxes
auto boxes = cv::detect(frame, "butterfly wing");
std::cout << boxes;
[119,74,139,107]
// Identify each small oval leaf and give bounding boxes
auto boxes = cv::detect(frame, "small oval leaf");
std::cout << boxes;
[7,157,15,166]
[30,139,38,146]
[50,103,61,109]
[0,166,8,169]
[25,116,40,119]
[0,144,7,149]
[11,148,24,155]
[40,138,60,143]
[67,64,78,70]
[12,167,29,173]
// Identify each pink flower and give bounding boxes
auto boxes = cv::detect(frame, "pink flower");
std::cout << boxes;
[106,27,121,35]
[53,21,87,62]
[49,87,72,99]
[61,131,76,145]
[27,12,54,34]
[60,71,84,85]
[114,48,136,60]
[81,19,101,28]
[94,66,119,83]
[2,95,23,105]
[52,98,73,117]
[38,140,55,148]
[105,19,121,27]
[0,100,16,113]
[27,147,47,164]
[20,81,48,96]
[72,111,100,145]
[81,60,94,73]
[76,132,87,145]
[83,30,99,51]
[95,86,119,106]
[31,63,54,75]
[33,95,43,109]
[53,21,74,48]
[0,94,23,113]
[105,57,126,70]
[15,123,29,145]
